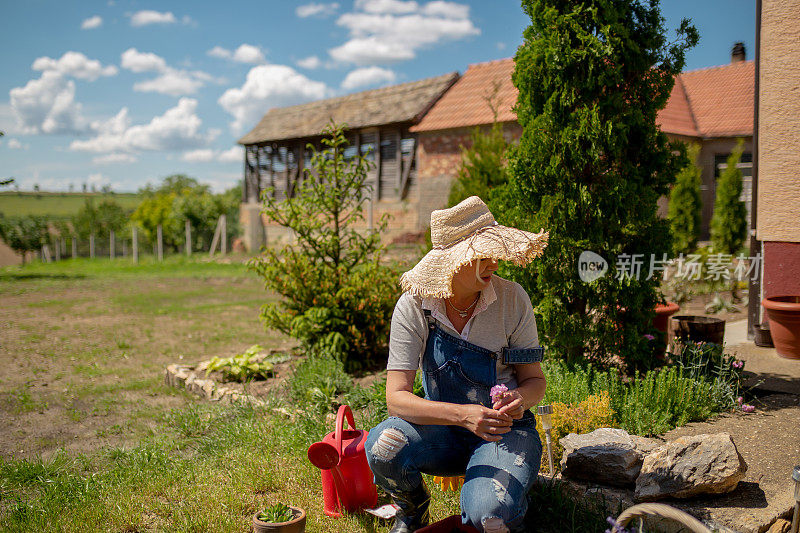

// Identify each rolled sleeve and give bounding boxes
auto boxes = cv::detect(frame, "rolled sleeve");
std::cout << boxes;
[507,283,540,350]
[387,293,427,371]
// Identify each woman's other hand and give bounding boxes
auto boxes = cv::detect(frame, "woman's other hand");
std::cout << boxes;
[493,388,525,420]
[459,404,512,441]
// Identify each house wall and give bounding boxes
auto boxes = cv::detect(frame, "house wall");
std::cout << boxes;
[757,0,800,299]
[415,122,522,228]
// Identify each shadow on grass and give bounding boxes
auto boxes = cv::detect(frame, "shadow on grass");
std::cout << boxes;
[0,272,86,281]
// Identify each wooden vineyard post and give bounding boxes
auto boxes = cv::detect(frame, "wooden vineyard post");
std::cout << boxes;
[185,220,192,257]
[90,233,96,259]
[54,239,61,261]
[208,216,222,257]
[221,214,227,255]
[132,226,138,264]
[71,236,77,258]
[157,224,163,262]
[110,230,115,260]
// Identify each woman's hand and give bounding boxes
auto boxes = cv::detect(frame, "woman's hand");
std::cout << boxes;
[493,388,526,420]
[459,404,513,441]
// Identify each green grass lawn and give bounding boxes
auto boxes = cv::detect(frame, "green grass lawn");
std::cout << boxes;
[0,191,142,219]
[0,256,617,532]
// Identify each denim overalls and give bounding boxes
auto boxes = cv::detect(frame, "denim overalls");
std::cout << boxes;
[366,311,544,532]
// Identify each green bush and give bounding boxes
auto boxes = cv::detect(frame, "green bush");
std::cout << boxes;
[72,197,128,240]
[710,140,748,257]
[249,123,400,371]
[287,353,354,414]
[205,345,291,382]
[668,143,703,255]
[0,215,49,264]
[500,1,698,370]
[448,121,510,208]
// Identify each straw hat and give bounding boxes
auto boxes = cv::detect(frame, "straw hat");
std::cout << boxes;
[400,196,548,298]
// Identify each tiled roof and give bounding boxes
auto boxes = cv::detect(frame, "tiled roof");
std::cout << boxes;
[410,58,517,132]
[238,72,459,145]
[411,58,754,139]
[679,60,754,137]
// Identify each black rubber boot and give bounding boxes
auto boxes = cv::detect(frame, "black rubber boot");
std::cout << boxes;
[389,481,431,533]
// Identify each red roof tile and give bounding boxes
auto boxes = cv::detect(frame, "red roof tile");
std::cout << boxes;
[410,58,517,132]
[412,58,754,139]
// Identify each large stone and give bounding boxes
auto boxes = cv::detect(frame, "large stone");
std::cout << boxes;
[635,433,748,501]
[560,428,660,487]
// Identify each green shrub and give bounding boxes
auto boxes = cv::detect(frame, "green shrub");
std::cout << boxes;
[500,0,698,370]
[668,143,703,255]
[0,215,49,264]
[669,340,743,409]
[448,121,510,208]
[249,123,400,371]
[287,353,354,413]
[710,140,748,257]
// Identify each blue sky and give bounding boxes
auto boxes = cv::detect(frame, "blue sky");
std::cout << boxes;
[0,0,755,194]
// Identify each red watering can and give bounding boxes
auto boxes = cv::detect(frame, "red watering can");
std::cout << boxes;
[307,405,377,517]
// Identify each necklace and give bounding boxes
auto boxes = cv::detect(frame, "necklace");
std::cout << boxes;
[446,294,480,318]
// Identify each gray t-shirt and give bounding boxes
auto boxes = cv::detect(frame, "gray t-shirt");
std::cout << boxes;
[387,275,540,388]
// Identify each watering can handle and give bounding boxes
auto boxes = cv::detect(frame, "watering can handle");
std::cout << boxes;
[334,404,356,465]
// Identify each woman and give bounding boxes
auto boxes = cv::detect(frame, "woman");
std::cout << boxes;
[366,196,549,533]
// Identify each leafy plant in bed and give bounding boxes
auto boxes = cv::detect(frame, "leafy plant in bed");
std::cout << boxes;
[205,344,290,382]
[253,502,306,533]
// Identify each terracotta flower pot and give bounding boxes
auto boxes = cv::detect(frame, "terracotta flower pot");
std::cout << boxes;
[653,301,680,333]
[253,506,306,533]
[762,296,800,360]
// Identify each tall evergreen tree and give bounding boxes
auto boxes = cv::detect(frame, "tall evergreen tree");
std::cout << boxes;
[710,140,748,256]
[668,143,703,255]
[501,0,698,369]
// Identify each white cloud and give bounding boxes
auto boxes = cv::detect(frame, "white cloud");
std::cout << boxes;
[297,55,322,69]
[355,0,418,14]
[121,48,167,73]
[81,15,103,29]
[296,2,340,18]
[92,153,137,164]
[341,66,396,90]
[207,44,266,64]
[32,51,117,81]
[70,98,217,153]
[217,146,242,162]
[6,138,29,150]
[181,149,215,162]
[129,10,177,26]
[218,64,328,133]
[207,46,232,59]
[87,172,110,186]
[181,147,242,163]
[133,71,204,96]
[330,1,479,64]
[10,71,87,134]
[121,48,212,96]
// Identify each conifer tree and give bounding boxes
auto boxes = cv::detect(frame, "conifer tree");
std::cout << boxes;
[501,0,698,369]
[710,140,748,256]
[668,143,703,255]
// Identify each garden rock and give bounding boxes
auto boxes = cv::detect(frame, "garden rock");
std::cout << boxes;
[560,428,659,487]
[635,433,747,501]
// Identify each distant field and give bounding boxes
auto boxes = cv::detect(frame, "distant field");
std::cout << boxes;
[0,192,142,219]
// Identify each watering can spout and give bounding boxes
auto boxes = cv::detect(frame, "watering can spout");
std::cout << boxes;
[307,405,377,518]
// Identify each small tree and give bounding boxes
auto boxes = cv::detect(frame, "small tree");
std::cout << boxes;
[710,140,748,256]
[668,143,703,255]
[503,0,698,369]
[73,198,127,240]
[249,123,400,371]
[710,140,748,299]
[0,215,49,265]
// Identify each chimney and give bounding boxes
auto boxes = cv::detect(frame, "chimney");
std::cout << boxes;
[731,42,746,63]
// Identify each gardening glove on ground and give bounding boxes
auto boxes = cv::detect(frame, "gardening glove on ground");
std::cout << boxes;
[389,480,431,533]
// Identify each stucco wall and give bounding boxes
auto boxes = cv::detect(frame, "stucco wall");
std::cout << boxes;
[757,0,800,243]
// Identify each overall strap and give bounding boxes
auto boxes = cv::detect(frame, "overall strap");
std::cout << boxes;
[422,309,436,330]
[501,346,545,364]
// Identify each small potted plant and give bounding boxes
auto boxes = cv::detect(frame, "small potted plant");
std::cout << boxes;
[253,503,306,533]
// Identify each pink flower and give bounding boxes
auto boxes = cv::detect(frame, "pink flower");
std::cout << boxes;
[732,360,744,369]
[490,384,508,402]
[736,396,743,404]
[643,334,655,341]
[741,404,755,413]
